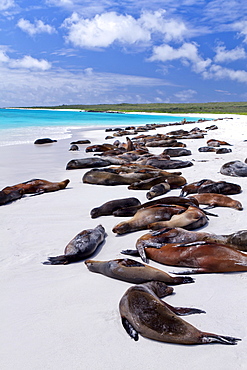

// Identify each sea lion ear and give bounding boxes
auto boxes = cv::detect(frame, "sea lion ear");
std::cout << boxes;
[121,318,139,341]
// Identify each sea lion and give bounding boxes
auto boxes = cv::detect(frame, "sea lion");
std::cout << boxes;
[220,161,247,177]
[70,140,91,144]
[135,227,247,254]
[146,183,171,200]
[119,281,240,344]
[136,241,247,274]
[148,206,208,231]
[66,158,111,169]
[188,193,243,210]
[207,139,232,146]
[34,138,57,144]
[85,143,116,152]
[0,188,24,206]
[180,179,214,196]
[43,224,106,265]
[112,205,186,235]
[2,179,70,195]
[198,147,216,152]
[215,148,232,154]
[127,176,169,190]
[90,197,141,218]
[162,148,192,157]
[198,181,242,195]
[85,258,194,285]
[140,158,193,169]
[69,144,79,151]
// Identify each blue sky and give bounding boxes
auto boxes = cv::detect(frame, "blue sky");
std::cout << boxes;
[1,0,247,107]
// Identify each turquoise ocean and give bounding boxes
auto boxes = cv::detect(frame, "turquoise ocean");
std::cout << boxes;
[0,108,202,146]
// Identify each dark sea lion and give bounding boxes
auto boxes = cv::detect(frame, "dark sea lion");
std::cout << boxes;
[141,158,193,169]
[139,241,247,274]
[135,227,247,254]
[119,281,240,344]
[180,179,214,196]
[220,161,247,177]
[70,140,91,144]
[85,143,116,152]
[90,197,141,218]
[43,224,106,265]
[0,188,24,205]
[198,147,216,152]
[198,181,242,195]
[34,138,57,144]
[2,179,70,195]
[112,205,186,235]
[85,258,194,285]
[66,158,111,169]
[188,193,243,210]
[162,148,192,157]
[148,206,208,231]
[69,144,79,151]
[128,176,169,190]
[215,148,232,154]
[146,183,171,200]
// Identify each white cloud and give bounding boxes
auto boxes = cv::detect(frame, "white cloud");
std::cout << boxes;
[62,10,190,49]
[233,20,247,43]
[0,0,15,11]
[214,45,247,63]
[203,64,247,83]
[149,42,211,73]
[174,89,197,102]
[17,18,57,36]
[0,49,52,70]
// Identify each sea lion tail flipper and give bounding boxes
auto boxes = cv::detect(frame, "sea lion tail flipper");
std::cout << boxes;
[43,255,74,265]
[173,276,195,284]
[136,245,148,263]
[201,334,241,345]
[202,209,219,217]
[121,249,140,257]
[121,318,139,341]
[164,302,206,316]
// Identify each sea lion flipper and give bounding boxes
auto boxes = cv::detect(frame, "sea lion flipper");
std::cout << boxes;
[164,302,206,316]
[121,249,140,257]
[200,334,241,345]
[121,318,139,341]
[136,245,148,263]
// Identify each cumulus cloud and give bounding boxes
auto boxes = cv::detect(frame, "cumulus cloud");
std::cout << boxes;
[17,18,57,36]
[174,89,197,102]
[62,10,189,49]
[0,49,52,70]
[0,0,15,11]
[203,64,247,83]
[214,45,247,63]
[149,42,211,73]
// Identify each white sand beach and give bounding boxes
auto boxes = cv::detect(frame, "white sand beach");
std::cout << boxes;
[1,113,247,370]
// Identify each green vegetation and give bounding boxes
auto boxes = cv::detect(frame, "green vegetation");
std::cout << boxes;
[23,102,247,114]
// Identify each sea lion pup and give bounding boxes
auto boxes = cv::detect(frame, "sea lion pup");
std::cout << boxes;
[43,225,106,265]
[148,206,208,231]
[90,197,141,218]
[188,193,243,210]
[85,258,194,285]
[180,179,214,196]
[132,241,247,274]
[2,179,70,195]
[119,281,240,344]
[198,181,242,195]
[112,205,187,235]
[0,188,24,206]
[69,144,79,151]
[113,196,199,217]
[220,161,247,177]
[146,183,171,200]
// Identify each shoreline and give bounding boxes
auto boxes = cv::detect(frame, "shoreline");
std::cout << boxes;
[1,114,246,369]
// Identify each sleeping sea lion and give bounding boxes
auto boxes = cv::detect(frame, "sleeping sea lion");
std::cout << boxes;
[162,148,192,157]
[207,139,232,146]
[69,144,79,151]
[132,241,247,273]
[2,179,70,195]
[0,188,24,205]
[34,138,57,144]
[198,181,241,195]
[148,206,208,231]
[85,258,194,285]
[188,193,243,210]
[119,281,240,344]
[220,161,247,177]
[180,179,214,196]
[90,197,141,218]
[66,158,111,169]
[43,224,106,265]
[146,183,171,200]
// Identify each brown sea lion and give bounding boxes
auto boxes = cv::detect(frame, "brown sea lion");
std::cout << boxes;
[220,161,247,177]
[2,179,70,195]
[85,258,194,285]
[135,227,247,254]
[90,197,141,218]
[180,179,214,196]
[198,181,241,195]
[112,205,186,235]
[215,148,232,154]
[66,158,111,169]
[139,158,193,169]
[188,193,243,210]
[128,176,170,190]
[119,281,240,344]
[139,241,247,274]
[43,224,106,265]
[0,188,24,206]
[207,139,232,146]
[70,140,91,144]
[198,147,216,152]
[148,206,208,231]
[85,143,116,152]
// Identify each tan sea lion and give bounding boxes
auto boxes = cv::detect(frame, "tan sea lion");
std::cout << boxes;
[188,193,243,210]
[2,178,70,195]
[135,241,247,273]
[85,258,194,284]
[119,281,240,344]
[43,224,106,265]
[148,206,208,231]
